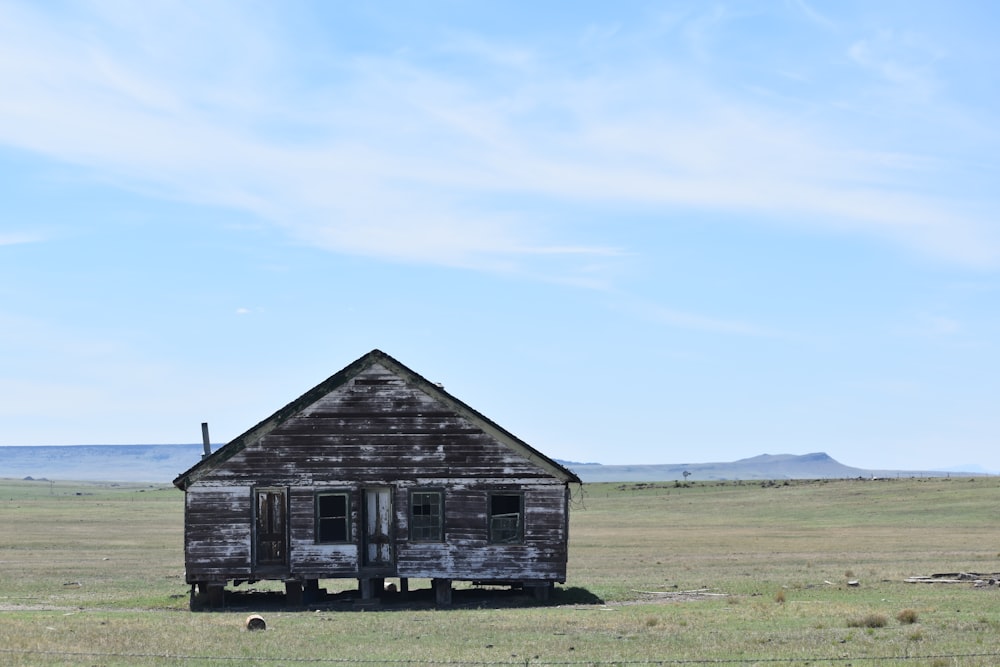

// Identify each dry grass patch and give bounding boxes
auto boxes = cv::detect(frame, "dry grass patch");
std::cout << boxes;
[847,612,888,628]
[4,477,1000,665]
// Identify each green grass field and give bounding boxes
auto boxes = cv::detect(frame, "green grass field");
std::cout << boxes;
[1,477,999,666]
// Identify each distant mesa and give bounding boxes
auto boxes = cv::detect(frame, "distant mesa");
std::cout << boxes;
[0,446,986,484]
[559,452,980,483]
[0,444,206,483]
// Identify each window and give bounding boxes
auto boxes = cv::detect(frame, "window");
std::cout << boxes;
[488,493,523,544]
[410,490,443,542]
[316,492,350,543]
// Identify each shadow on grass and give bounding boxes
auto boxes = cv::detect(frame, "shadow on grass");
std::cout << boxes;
[195,584,604,612]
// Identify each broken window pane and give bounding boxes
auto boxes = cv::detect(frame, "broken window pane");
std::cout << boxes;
[489,493,523,544]
[316,492,350,543]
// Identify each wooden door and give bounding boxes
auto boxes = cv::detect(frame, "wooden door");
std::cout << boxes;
[362,487,393,566]
[255,488,288,567]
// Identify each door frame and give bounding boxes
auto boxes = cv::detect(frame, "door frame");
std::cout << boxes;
[253,487,289,570]
[361,486,395,569]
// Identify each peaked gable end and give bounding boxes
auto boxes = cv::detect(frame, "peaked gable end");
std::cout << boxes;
[173,350,580,489]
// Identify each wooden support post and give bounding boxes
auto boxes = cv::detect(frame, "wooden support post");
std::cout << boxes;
[303,579,319,604]
[527,582,553,601]
[206,584,225,609]
[433,578,452,607]
[359,578,375,600]
[399,577,409,594]
[285,581,303,608]
[189,584,206,611]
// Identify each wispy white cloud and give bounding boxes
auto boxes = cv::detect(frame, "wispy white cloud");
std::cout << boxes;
[848,28,945,102]
[899,312,964,340]
[0,0,996,282]
[437,33,537,70]
[613,292,787,339]
[924,314,961,337]
[786,0,837,31]
[0,232,45,246]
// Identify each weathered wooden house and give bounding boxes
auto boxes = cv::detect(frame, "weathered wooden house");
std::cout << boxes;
[173,349,581,608]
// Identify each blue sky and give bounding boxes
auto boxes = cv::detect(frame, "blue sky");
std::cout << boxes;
[2,1,998,472]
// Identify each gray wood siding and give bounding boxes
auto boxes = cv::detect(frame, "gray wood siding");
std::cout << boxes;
[288,488,358,578]
[192,366,551,486]
[181,362,574,585]
[395,483,569,581]
[184,486,252,582]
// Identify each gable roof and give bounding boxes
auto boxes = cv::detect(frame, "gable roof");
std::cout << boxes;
[173,349,581,489]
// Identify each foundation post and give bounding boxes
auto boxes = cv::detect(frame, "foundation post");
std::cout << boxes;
[433,578,452,607]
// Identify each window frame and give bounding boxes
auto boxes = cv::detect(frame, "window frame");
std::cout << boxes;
[408,488,445,543]
[487,491,524,545]
[315,490,352,544]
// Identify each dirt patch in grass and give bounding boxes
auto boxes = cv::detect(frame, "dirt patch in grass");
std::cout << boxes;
[614,588,728,605]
